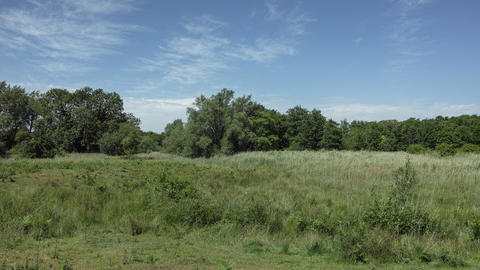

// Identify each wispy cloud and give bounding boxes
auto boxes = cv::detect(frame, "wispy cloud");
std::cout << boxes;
[265,0,315,35]
[136,1,314,88]
[0,0,141,73]
[387,0,434,72]
[228,37,296,63]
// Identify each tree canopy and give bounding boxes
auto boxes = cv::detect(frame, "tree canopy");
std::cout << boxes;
[2,80,479,158]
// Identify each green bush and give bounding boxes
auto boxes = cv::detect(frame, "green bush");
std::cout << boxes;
[18,133,57,158]
[459,143,480,153]
[436,142,455,157]
[406,144,426,154]
[99,123,141,156]
[363,159,432,234]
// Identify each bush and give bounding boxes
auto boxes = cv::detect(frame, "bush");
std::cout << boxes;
[363,159,432,234]
[99,123,141,156]
[436,142,455,157]
[18,133,56,158]
[459,143,480,153]
[406,144,426,154]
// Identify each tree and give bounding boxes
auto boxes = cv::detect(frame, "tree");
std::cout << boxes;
[319,119,342,150]
[35,87,131,153]
[249,105,286,151]
[163,88,257,158]
[99,123,142,156]
[0,82,40,152]
[162,119,186,154]
[284,106,326,150]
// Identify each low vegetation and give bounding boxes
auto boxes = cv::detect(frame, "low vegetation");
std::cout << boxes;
[1,150,479,269]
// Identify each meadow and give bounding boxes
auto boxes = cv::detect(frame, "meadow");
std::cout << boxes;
[0,150,479,269]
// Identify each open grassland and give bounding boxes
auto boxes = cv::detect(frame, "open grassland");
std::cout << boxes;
[1,151,480,269]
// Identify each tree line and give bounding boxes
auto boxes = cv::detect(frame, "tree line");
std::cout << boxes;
[0,81,162,158]
[162,88,480,157]
[1,81,479,158]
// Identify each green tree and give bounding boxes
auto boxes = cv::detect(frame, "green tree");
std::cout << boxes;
[99,123,142,156]
[179,88,256,157]
[35,87,131,153]
[284,106,326,150]
[319,119,342,150]
[249,105,286,151]
[162,119,186,154]
[0,81,40,152]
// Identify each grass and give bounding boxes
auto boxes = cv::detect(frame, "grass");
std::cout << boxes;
[1,150,480,269]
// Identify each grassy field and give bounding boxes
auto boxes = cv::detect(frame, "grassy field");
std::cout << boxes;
[1,150,480,269]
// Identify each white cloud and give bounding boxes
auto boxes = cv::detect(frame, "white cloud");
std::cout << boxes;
[136,2,313,89]
[62,0,137,14]
[123,94,480,133]
[0,0,141,73]
[265,0,315,35]
[387,0,434,72]
[123,97,195,133]
[182,14,227,35]
[229,37,296,63]
[321,102,480,123]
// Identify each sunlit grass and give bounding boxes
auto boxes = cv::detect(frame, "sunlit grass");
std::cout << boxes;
[1,150,480,268]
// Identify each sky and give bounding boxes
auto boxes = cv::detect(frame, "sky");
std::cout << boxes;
[1,0,479,133]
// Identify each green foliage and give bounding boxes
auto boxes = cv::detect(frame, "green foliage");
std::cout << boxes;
[249,105,286,151]
[307,241,325,256]
[437,252,468,267]
[338,226,367,263]
[99,123,142,156]
[163,199,222,227]
[18,132,57,158]
[460,143,480,153]
[162,119,185,154]
[436,142,455,157]
[138,135,159,153]
[378,135,397,152]
[406,144,426,154]
[165,89,257,158]
[363,159,432,234]
[466,215,480,240]
[223,200,269,226]
[284,106,326,150]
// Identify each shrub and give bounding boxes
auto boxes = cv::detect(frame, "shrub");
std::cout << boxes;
[363,159,432,234]
[436,142,455,157]
[18,133,56,158]
[406,144,426,154]
[459,143,480,153]
[99,123,141,156]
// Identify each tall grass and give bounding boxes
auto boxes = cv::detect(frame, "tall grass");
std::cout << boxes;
[1,150,479,267]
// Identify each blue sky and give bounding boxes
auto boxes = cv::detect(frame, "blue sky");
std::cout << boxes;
[1,0,479,133]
